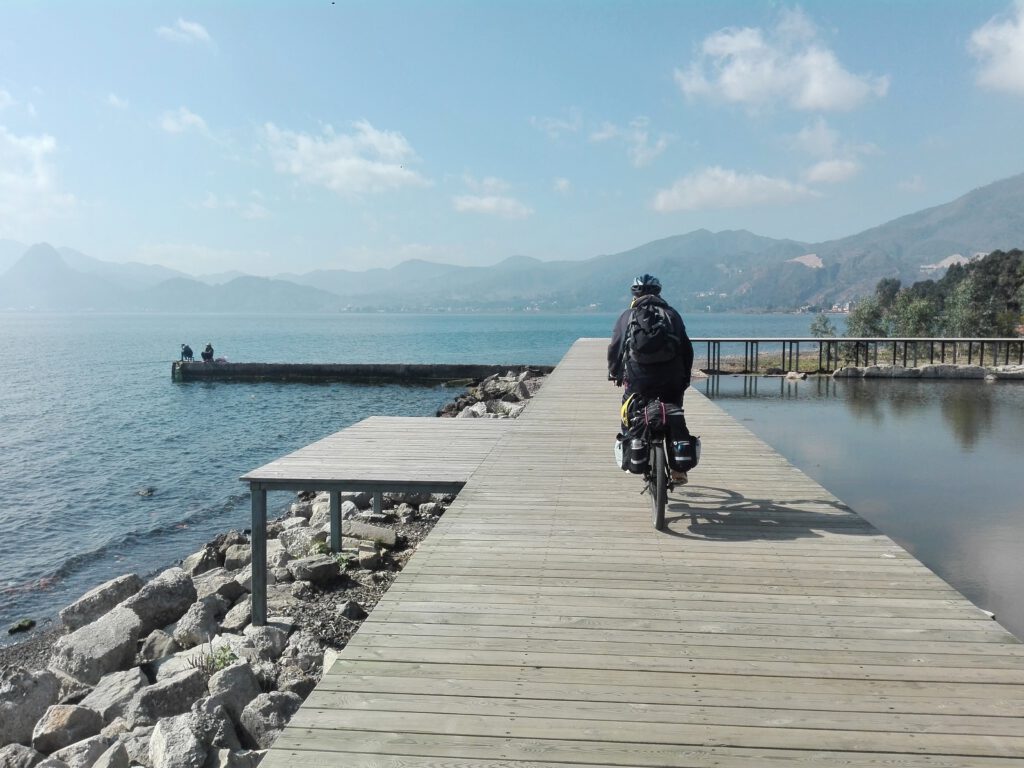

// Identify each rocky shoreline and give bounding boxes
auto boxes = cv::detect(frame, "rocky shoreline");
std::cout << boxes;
[0,370,545,768]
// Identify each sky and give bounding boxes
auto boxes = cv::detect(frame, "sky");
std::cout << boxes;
[2,0,1024,276]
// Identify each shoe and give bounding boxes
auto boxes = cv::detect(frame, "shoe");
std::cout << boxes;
[671,470,688,485]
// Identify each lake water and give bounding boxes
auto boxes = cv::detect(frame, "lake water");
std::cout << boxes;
[2,311,1021,645]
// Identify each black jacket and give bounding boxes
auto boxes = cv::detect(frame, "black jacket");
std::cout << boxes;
[607,295,694,396]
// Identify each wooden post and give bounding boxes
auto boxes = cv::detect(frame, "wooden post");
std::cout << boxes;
[250,484,267,627]
[330,490,342,553]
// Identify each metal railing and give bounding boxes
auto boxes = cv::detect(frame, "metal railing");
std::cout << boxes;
[691,337,1024,374]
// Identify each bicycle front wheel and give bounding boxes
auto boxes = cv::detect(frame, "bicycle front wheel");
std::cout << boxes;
[650,443,667,531]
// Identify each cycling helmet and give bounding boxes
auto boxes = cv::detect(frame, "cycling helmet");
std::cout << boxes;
[631,273,662,296]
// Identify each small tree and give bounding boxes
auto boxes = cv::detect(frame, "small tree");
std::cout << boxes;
[846,295,887,337]
[809,314,837,338]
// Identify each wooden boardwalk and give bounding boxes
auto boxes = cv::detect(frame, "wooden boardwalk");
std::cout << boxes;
[261,338,1024,767]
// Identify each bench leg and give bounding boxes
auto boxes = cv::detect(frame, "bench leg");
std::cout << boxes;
[250,485,267,627]
[330,490,342,553]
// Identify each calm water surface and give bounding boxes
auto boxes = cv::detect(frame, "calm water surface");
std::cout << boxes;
[706,376,1024,640]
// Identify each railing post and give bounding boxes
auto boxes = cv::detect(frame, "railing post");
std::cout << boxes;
[330,490,342,553]
[250,483,267,627]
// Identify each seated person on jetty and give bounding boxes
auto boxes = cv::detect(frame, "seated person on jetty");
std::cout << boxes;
[201,343,214,362]
[180,344,194,362]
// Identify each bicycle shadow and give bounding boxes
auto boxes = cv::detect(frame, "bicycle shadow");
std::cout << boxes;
[661,484,877,541]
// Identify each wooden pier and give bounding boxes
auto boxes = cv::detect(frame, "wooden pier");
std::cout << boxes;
[254,338,1024,767]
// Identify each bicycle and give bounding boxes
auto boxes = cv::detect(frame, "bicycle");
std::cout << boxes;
[617,395,699,531]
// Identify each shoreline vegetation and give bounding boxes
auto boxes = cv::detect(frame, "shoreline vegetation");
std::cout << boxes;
[0,370,545,768]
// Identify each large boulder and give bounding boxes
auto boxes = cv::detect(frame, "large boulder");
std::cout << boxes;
[181,546,220,577]
[832,366,863,378]
[90,743,128,768]
[220,601,251,634]
[341,520,396,548]
[0,744,46,768]
[125,669,207,727]
[285,555,340,585]
[31,706,103,755]
[120,568,196,636]
[59,575,143,632]
[114,725,153,767]
[238,692,301,750]
[79,668,148,725]
[222,546,251,572]
[192,569,244,604]
[48,734,112,768]
[49,607,142,686]
[242,624,289,662]
[0,667,61,746]
[278,631,324,675]
[138,630,181,664]
[173,596,230,649]
[205,749,265,768]
[918,363,987,379]
[206,662,262,725]
[148,715,206,768]
[277,527,326,559]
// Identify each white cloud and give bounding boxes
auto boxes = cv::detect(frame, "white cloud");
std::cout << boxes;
[899,175,927,192]
[803,158,859,184]
[0,90,14,111]
[157,18,212,45]
[161,106,207,134]
[969,1,1024,95]
[590,117,671,167]
[453,194,533,219]
[106,93,128,110]
[676,8,889,111]
[264,120,429,195]
[652,166,816,212]
[463,175,509,194]
[0,126,75,238]
[530,109,582,139]
[553,177,571,194]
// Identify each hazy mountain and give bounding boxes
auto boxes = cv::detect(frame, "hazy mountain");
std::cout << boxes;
[4,171,1024,312]
[0,243,122,310]
[57,247,191,290]
[0,239,28,274]
[195,270,250,286]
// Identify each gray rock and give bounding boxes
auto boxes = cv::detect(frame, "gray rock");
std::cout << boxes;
[279,631,323,675]
[222,546,251,572]
[341,520,396,548]
[232,565,276,595]
[90,743,128,768]
[418,502,443,517]
[173,597,230,650]
[181,547,220,578]
[238,692,301,749]
[832,365,862,378]
[992,364,1024,379]
[49,607,143,686]
[357,542,381,570]
[32,705,104,755]
[214,532,248,560]
[0,667,61,746]
[336,600,367,621]
[115,725,153,768]
[341,491,372,508]
[49,735,111,768]
[121,568,197,637]
[242,624,289,662]
[918,363,987,379]
[288,500,312,519]
[206,661,262,725]
[275,667,316,700]
[32,760,69,768]
[138,631,181,664]
[205,749,265,768]
[288,581,316,601]
[0,744,45,768]
[79,668,148,725]
[192,569,244,604]
[59,575,144,633]
[785,371,808,380]
[309,499,359,529]
[220,602,251,635]
[278,517,307,532]
[277,527,326,559]
[265,540,290,569]
[286,555,340,585]
[126,669,207,727]
[269,567,293,584]
[148,715,206,768]
[186,700,241,751]
[457,402,486,418]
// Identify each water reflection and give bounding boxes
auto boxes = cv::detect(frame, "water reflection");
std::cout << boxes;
[704,375,1024,640]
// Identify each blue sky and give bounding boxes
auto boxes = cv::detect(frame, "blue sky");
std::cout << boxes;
[2,1,1024,275]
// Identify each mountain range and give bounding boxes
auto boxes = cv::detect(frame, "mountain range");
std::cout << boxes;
[3,172,1024,313]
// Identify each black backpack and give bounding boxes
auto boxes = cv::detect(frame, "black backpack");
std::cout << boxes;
[625,302,680,365]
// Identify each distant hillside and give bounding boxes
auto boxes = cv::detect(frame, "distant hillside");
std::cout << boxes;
[3,171,1024,312]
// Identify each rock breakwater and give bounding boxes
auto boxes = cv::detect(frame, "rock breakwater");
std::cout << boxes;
[0,373,546,767]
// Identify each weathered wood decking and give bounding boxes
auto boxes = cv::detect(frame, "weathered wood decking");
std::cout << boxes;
[259,338,1024,767]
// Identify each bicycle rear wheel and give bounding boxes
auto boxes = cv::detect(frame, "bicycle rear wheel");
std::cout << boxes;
[650,442,667,530]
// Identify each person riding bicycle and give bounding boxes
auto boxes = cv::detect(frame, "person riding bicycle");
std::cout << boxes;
[608,274,694,483]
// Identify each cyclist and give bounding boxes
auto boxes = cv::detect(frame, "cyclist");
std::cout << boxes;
[608,274,694,482]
